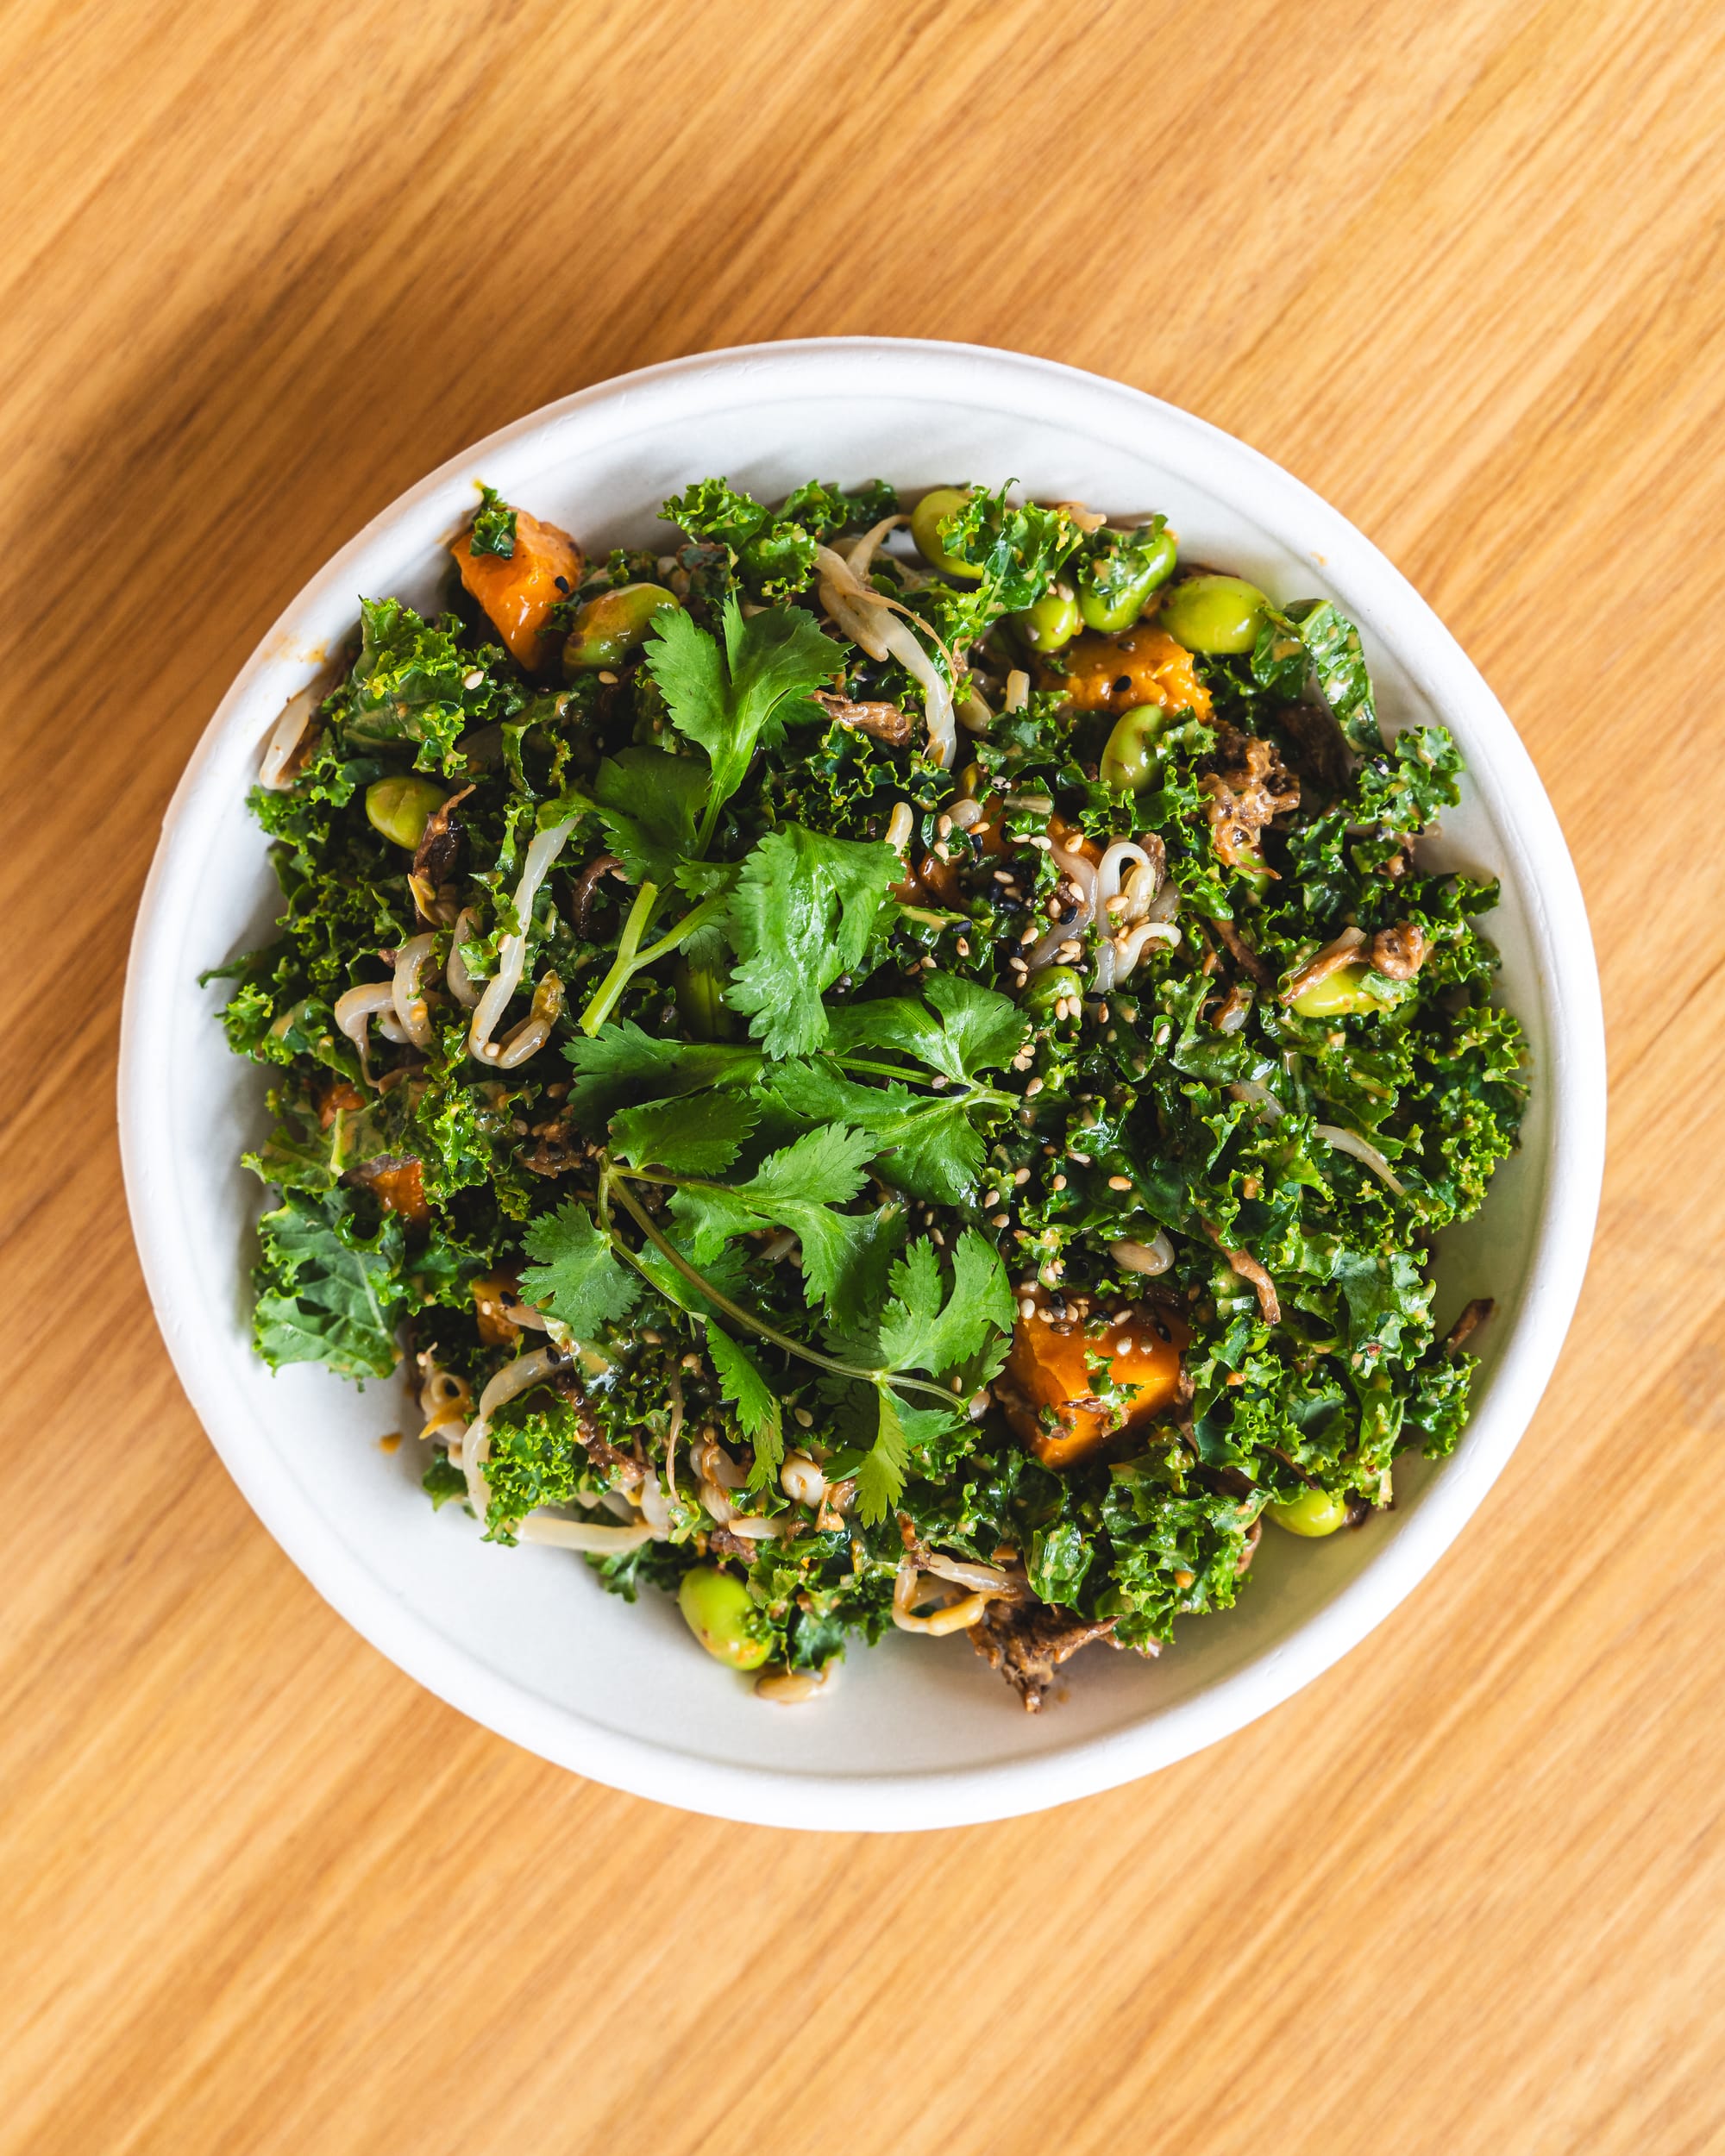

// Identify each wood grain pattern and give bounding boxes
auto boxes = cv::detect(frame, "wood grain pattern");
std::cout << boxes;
[4,1,1723,2147]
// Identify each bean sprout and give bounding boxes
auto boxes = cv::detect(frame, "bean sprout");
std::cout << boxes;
[516,1514,657,1553]
[461,1346,563,1516]
[487,969,563,1071]
[755,1665,831,1703]
[391,933,437,1051]
[469,818,578,1064]
[1110,1232,1175,1276]
[814,543,956,769]
[890,1562,1000,1637]
[1314,1123,1408,1195]
[781,1453,825,1505]
[885,802,914,856]
[332,981,396,1086]
[1280,924,1365,1005]
[921,1551,1018,1595]
[259,682,321,790]
[1003,669,1030,713]
[949,797,984,830]
[446,907,483,1009]
[843,513,906,580]
[1229,1079,1284,1120]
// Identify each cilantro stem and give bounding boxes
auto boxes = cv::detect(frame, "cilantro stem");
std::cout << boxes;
[577,887,726,1038]
[602,1169,955,1407]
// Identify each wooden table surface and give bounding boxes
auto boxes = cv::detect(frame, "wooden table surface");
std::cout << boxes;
[6,2,1724,2148]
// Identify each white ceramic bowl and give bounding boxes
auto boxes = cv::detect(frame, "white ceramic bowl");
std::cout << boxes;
[120,338,1605,1831]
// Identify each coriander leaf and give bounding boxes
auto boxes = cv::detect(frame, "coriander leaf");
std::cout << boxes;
[825,973,1026,1085]
[610,1091,760,1175]
[763,1059,988,1206]
[563,1023,759,1125]
[646,600,847,849]
[592,748,706,885]
[876,1230,1013,1376]
[469,484,518,559]
[519,1200,643,1338]
[706,1322,785,1487]
[856,1387,911,1524]
[668,1125,878,1310]
[919,970,1029,1080]
[724,824,897,1056]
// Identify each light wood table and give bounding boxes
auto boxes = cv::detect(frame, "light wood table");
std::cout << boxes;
[5,2,1722,2147]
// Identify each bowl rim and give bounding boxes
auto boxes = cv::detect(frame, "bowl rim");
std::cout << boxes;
[118,335,1606,1831]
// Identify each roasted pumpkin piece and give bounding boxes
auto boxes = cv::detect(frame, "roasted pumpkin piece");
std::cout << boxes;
[453,509,583,670]
[316,1076,367,1131]
[1044,624,1213,721]
[345,1154,430,1229]
[1001,1290,1189,1469]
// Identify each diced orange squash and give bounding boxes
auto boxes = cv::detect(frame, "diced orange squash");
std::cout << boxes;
[1046,624,1213,721]
[350,1156,430,1229]
[1002,1290,1189,1469]
[453,509,583,671]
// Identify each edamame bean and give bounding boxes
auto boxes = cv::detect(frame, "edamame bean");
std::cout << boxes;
[365,775,448,851]
[1267,1487,1351,1537]
[1024,964,1085,1018]
[677,1566,771,1670]
[1012,586,1082,652]
[1098,704,1174,792]
[909,486,982,580]
[1290,962,1391,1019]
[1077,527,1179,631]
[562,583,681,674]
[1158,573,1269,655]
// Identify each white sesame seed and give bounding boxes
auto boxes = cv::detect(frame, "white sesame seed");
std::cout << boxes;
[461,669,484,689]
[598,669,619,684]
[1116,1338,1135,1357]
[993,869,1015,885]
[993,1213,1012,1229]
[1025,1077,1044,1096]
[1019,1297,1036,1319]
[1014,1168,1032,1185]
[1028,835,1053,850]
[1108,1174,1132,1190]
[1051,1174,1067,1190]
[983,1189,1000,1206]
[794,1407,813,1427]
[937,814,953,837]
[956,937,970,956]
[1019,927,1038,945]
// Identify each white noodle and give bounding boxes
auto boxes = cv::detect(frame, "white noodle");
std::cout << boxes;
[391,933,437,1051]
[259,683,321,790]
[446,907,483,1009]
[1110,1232,1175,1276]
[1110,919,1182,985]
[1314,1123,1408,1195]
[469,818,577,1064]
[332,981,396,1086]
